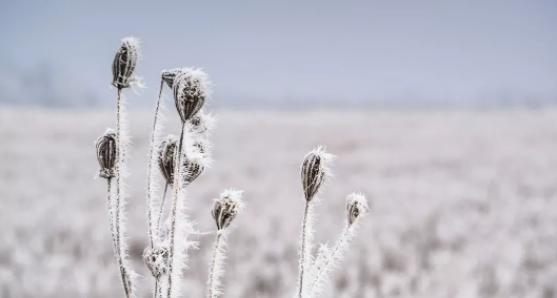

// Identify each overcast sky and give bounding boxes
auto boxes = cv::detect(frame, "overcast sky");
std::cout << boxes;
[1,0,556,107]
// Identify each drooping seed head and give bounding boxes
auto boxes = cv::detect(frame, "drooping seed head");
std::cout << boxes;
[211,189,244,231]
[346,193,369,225]
[161,68,183,89]
[111,37,139,89]
[143,246,170,279]
[158,135,178,184]
[173,68,210,122]
[96,129,117,179]
[301,146,333,201]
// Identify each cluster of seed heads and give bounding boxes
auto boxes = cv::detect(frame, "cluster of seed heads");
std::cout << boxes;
[96,129,117,179]
[97,36,369,298]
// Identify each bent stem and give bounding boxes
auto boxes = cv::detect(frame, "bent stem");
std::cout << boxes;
[115,88,133,298]
[297,201,313,298]
[207,232,225,298]
[308,225,356,298]
[147,79,166,248]
[155,183,169,238]
[166,122,186,298]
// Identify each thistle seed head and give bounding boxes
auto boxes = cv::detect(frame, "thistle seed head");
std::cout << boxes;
[96,129,117,179]
[161,68,183,89]
[158,135,178,184]
[112,37,139,89]
[301,146,333,201]
[173,68,210,122]
[211,189,244,231]
[346,193,369,225]
[143,246,170,279]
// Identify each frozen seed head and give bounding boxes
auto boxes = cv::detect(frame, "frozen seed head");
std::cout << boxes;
[112,37,139,89]
[211,189,244,231]
[182,152,205,184]
[188,111,215,136]
[143,246,170,279]
[96,129,117,179]
[161,68,183,89]
[346,193,369,225]
[173,68,210,122]
[301,146,334,201]
[158,135,178,184]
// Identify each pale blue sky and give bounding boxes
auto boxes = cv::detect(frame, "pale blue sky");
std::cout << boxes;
[1,0,556,107]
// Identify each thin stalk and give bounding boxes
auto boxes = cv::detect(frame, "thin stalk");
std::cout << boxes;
[166,122,186,298]
[155,183,169,239]
[147,79,165,248]
[207,232,224,298]
[308,225,354,297]
[297,202,312,298]
[115,87,132,298]
[106,178,118,257]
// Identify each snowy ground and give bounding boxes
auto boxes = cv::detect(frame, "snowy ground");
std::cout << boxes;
[1,107,557,298]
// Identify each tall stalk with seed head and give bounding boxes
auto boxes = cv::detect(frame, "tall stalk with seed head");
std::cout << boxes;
[105,36,140,298]
[307,193,369,298]
[207,190,244,298]
[166,68,211,298]
[297,147,333,298]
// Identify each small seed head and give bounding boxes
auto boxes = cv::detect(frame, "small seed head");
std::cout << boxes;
[161,68,183,89]
[143,246,170,279]
[211,189,244,231]
[182,153,205,184]
[158,136,178,184]
[173,68,210,122]
[346,193,369,225]
[96,129,117,179]
[112,37,139,89]
[301,146,333,201]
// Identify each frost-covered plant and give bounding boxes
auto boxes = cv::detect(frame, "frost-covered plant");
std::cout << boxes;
[207,189,244,298]
[95,36,140,298]
[295,147,369,298]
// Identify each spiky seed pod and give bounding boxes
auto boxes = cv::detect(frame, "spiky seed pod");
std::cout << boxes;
[161,68,183,89]
[182,156,205,184]
[346,193,369,225]
[301,146,333,201]
[158,136,178,184]
[211,190,244,231]
[143,246,170,279]
[112,37,139,89]
[173,69,210,122]
[96,129,117,179]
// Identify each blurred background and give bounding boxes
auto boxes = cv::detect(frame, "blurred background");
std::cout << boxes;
[1,1,557,297]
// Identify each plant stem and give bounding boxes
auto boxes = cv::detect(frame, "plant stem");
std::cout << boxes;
[115,87,132,298]
[167,121,186,298]
[147,79,165,248]
[155,183,169,240]
[207,232,223,298]
[297,201,312,298]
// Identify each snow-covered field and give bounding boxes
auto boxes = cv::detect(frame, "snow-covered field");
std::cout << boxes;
[1,108,557,298]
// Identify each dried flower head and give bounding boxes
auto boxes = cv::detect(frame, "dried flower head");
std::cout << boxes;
[188,111,215,136]
[211,189,244,231]
[173,68,210,122]
[301,146,333,201]
[143,246,170,278]
[346,193,369,225]
[96,129,117,179]
[182,153,205,184]
[158,135,178,184]
[112,37,139,89]
[161,68,183,89]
